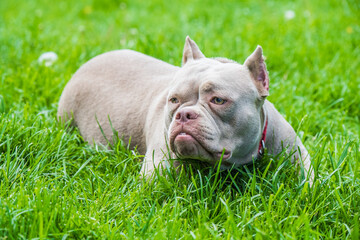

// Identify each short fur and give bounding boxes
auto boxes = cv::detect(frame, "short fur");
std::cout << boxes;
[58,37,312,182]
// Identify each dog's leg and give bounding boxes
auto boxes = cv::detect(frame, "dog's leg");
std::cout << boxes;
[295,137,314,185]
[140,144,170,178]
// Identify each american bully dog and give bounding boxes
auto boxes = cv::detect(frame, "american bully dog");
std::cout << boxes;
[58,37,312,182]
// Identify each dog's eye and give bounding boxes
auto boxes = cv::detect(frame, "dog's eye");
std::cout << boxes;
[169,97,179,104]
[211,97,227,105]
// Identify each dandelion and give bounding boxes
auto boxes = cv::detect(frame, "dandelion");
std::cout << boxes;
[130,28,138,35]
[83,5,92,15]
[346,26,353,34]
[38,52,58,67]
[284,10,295,20]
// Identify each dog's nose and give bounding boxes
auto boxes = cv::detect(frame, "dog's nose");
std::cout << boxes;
[175,109,198,123]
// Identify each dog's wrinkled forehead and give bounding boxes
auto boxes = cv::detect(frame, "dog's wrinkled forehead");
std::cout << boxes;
[171,58,257,97]
[174,58,219,84]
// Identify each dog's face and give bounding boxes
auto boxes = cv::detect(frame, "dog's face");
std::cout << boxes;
[164,37,270,168]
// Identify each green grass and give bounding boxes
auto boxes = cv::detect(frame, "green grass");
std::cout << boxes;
[0,0,359,239]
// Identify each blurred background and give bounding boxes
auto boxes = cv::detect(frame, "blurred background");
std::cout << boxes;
[0,0,359,137]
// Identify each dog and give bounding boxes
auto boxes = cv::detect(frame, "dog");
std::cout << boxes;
[58,36,312,182]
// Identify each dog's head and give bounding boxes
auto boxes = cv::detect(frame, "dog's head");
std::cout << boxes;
[165,37,270,168]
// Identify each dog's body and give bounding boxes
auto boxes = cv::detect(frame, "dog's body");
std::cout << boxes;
[58,37,312,181]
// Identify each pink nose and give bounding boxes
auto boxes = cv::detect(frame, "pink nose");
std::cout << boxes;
[175,109,198,123]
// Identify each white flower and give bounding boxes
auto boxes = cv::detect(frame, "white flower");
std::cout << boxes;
[284,10,295,20]
[38,52,58,67]
[129,28,138,35]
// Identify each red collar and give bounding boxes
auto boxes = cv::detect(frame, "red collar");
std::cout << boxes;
[258,117,268,156]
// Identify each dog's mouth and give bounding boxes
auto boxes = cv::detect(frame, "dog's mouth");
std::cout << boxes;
[215,150,232,160]
[172,131,204,157]
[171,130,232,162]
[174,132,194,141]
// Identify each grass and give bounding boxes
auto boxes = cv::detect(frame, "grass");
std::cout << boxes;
[0,0,359,238]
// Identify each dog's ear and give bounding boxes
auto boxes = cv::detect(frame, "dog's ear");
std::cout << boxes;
[182,36,205,65]
[244,46,269,97]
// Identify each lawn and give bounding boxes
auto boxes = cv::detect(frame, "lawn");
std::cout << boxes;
[0,0,359,239]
